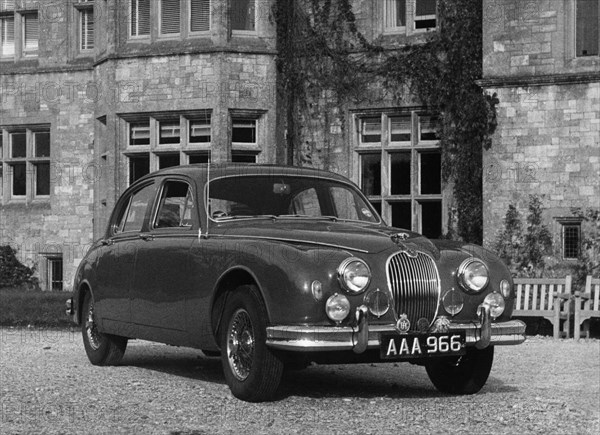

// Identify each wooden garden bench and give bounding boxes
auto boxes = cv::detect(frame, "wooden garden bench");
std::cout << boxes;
[574,276,600,340]
[513,276,572,339]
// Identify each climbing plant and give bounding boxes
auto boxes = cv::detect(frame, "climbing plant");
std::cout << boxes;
[274,0,498,244]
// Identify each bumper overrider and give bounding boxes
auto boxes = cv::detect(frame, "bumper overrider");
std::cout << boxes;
[266,303,526,353]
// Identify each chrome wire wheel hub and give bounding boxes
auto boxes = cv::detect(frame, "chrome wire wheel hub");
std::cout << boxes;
[227,308,255,381]
[85,301,101,350]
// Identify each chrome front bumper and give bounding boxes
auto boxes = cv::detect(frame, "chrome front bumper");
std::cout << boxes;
[266,305,526,353]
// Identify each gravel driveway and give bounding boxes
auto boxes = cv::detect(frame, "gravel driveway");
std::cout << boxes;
[1,327,598,434]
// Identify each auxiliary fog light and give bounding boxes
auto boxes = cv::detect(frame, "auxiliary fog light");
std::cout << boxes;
[500,279,511,298]
[364,288,390,318]
[326,293,351,323]
[442,288,464,316]
[484,292,505,319]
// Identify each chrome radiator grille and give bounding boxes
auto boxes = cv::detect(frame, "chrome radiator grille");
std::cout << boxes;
[387,251,440,329]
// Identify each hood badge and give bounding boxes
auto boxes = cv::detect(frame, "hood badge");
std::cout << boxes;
[392,236,418,258]
[395,314,411,334]
[391,232,410,242]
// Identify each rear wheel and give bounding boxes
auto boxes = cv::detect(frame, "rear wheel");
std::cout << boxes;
[220,285,283,402]
[81,292,127,366]
[425,346,494,394]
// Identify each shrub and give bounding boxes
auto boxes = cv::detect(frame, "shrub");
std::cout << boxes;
[0,246,37,289]
[494,196,552,277]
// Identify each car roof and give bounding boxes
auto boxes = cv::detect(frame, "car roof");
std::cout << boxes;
[136,163,352,185]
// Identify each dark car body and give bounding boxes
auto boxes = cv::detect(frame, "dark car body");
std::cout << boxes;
[67,164,525,401]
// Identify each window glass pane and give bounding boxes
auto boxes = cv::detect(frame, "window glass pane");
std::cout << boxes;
[159,154,180,169]
[0,16,15,57]
[191,0,210,32]
[563,225,581,259]
[49,257,63,291]
[188,153,210,164]
[390,116,411,142]
[130,122,150,146]
[23,13,38,53]
[159,121,181,144]
[0,1,15,12]
[35,162,50,196]
[391,202,411,230]
[189,120,211,143]
[330,187,364,221]
[34,131,50,157]
[420,152,441,194]
[161,0,181,34]
[419,116,438,141]
[361,153,381,196]
[122,183,155,232]
[10,132,26,158]
[390,152,411,195]
[420,201,442,238]
[231,152,256,163]
[80,9,94,50]
[131,0,150,36]
[129,154,150,184]
[232,120,256,143]
[155,181,193,228]
[385,0,406,28]
[360,118,381,143]
[416,0,436,16]
[576,0,599,56]
[11,162,26,196]
[232,0,256,31]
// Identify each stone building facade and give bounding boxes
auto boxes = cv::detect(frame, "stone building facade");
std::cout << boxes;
[480,0,599,265]
[1,0,450,290]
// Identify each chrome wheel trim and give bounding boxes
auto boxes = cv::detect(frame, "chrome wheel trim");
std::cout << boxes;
[85,299,101,351]
[226,308,255,381]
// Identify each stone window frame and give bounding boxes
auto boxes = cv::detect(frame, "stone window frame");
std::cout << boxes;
[41,253,63,291]
[230,0,257,36]
[565,0,600,61]
[128,0,211,43]
[74,0,94,53]
[121,110,213,186]
[352,109,444,238]
[229,109,265,163]
[0,2,39,61]
[0,125,51,204]
[382,0,438,36]
[556,217,583,261]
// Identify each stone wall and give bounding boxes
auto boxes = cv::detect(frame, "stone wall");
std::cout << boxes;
[0,70,96,290]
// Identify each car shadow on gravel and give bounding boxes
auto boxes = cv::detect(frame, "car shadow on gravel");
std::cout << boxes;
[121,348,227,386]
[276,366,519,400]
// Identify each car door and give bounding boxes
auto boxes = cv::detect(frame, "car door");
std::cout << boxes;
[130,177,198,344]
[95,180,157,336]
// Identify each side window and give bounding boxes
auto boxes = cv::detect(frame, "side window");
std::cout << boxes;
[121,183,156,233]
[290,188,321,216]
[154,181,195,228]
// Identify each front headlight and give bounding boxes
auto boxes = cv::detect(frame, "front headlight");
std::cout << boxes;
[337,257,371,294]
[457,258,489,293]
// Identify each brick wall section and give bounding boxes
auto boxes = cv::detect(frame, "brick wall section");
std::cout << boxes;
[0,71,96,290]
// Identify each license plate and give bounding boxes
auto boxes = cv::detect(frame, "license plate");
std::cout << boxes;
[380,332,466,360]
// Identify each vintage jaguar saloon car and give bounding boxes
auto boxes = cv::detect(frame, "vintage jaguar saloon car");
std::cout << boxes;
[67,164,525,402]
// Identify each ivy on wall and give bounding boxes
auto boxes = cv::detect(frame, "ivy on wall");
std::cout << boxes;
[274,0,498,244]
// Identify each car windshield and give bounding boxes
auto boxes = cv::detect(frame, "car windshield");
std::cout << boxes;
[207,175,379,223]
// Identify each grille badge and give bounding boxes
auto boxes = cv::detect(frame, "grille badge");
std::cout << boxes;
[395,314,411,334]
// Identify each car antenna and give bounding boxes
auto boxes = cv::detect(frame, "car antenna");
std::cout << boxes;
[203,158,211,239]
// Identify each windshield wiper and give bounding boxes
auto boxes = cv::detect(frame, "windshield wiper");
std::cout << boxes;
[274,214,338,222]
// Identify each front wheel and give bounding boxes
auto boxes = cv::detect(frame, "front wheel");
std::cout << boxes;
[81,292,127,366]
[425,346,494,394]
[220,285,284,402]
